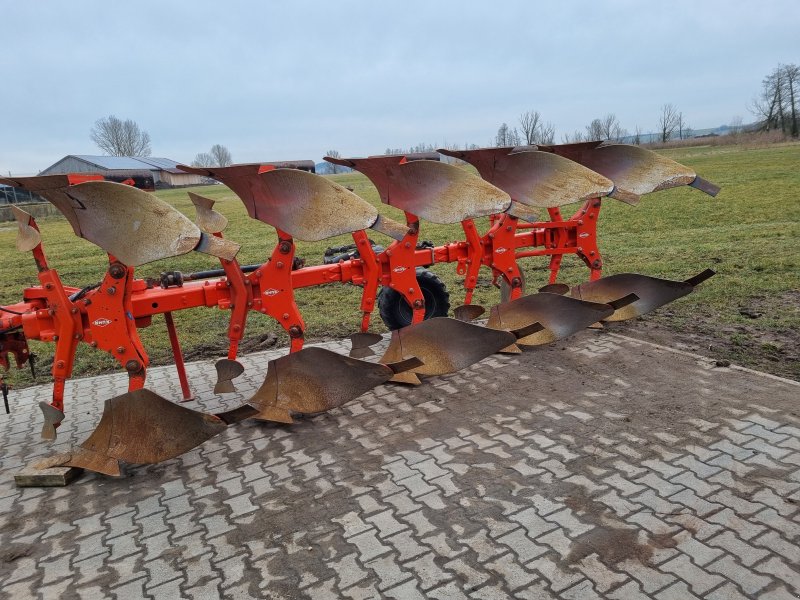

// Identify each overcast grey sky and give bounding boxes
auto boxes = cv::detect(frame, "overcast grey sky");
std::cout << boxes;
[1,0,797,174]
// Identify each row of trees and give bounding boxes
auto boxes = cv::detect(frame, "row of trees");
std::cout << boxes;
[512,106,693,146]
[495,111,556,146]
[94,64,797,170]
[750,63,799,137]
[502,110,632,146]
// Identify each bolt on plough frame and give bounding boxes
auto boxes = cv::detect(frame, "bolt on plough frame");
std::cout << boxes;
[0,141,719,478]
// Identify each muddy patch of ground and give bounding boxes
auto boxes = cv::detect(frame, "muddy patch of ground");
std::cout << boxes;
[612,290,799,382]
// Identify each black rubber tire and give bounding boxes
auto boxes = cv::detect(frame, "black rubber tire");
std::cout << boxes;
[377,268,450,330]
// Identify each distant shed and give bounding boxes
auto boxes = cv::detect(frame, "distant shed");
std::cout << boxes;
[39,155,206,188]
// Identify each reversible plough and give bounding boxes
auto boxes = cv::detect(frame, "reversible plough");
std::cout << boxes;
[0,141,719,477]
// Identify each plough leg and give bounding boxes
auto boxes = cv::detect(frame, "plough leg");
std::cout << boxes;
[254,232,306,352]
[164,312,193,401]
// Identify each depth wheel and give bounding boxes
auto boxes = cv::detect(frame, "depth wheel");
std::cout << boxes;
[377,268,450,330]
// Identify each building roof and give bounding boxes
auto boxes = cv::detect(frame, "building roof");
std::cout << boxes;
[52,155,186,174]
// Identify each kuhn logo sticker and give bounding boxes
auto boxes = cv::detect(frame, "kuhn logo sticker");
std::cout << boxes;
[495,247,508,254]
[263,289,281,297]
[92,318,113,327]
[393,266,408,273]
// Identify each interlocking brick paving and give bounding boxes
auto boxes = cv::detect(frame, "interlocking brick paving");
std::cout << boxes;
[0,330,798,599]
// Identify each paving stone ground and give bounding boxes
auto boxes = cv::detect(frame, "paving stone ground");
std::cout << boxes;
[0,330,798,600]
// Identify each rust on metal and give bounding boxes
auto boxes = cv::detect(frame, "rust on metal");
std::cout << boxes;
[507,201,539,222]
[247,347,421,423]
[453,304,486,322]
[38,401,65,441]
[189,192,229,234]
[349,332,384,358]
[215,404,260,425]
[214,359,245,394]
[538,283,570,295]
[486,292,635,346]
[371,214,410,241]
[689,177,721,196]
[379,317,543,379]
[38,389,227,476]
[437,147,515,178]
[538,143,717,204]
[440,147,613,208]
[178,164,382,242]
[325,155,511,223]
[571,270,715,321]
[194,232,240,262]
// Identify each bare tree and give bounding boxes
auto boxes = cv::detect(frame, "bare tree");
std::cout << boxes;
[562,130,585,143]
[632,126,642,145]
[192,144,233,167]
[519,111,542,145]
[90,115,152,156]
[749,64,800,136]
[518,110,557,144]
[585,119,604,141]
[658,103,680,142]
[327,150,342,174]
[210,144,233,167]
[729,116,744,136]
[495,123,511,146]
[749,78,779,131]
[783,64,799,137]
[583,114,626,141]
[676,112,689,139]
[191,152,215,167]
[539,122,556,144]
[597,114,623,141]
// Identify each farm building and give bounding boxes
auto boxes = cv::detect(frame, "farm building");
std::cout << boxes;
[39,155,206,188]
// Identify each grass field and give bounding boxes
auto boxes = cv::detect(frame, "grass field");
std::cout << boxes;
[1,142,798,387]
